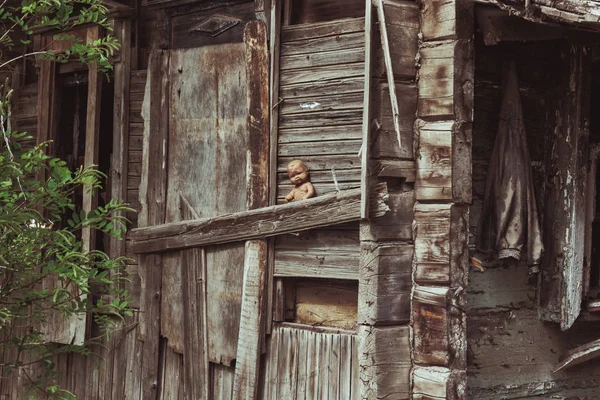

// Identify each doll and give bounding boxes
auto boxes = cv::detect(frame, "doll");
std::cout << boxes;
[284,159,316,202]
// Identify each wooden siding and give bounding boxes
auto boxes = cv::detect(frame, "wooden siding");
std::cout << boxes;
[261,324,359,400]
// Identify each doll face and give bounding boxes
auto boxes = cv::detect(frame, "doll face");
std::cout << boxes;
[287,161,309,186]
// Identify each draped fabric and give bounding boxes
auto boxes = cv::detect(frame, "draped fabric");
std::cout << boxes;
[478,61,544,266]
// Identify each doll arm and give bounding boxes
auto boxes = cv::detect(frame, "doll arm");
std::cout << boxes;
[284,189,295,203]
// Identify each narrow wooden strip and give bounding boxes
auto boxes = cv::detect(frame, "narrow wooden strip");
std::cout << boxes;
[278,139,362,156]
[232,240,268,400]
[278,109,363,129]
[277,154,361,172]
[130,186,389,253]
[280,62,365,86]
[375,0,402,152]
[554,338,600,373]
[280,76,364,99]
[361,0,373,219]
[281,31,364,56]
[281,47,365,70]
[282,17,365,42]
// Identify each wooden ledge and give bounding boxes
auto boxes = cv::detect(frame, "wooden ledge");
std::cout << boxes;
[129,185,389,254]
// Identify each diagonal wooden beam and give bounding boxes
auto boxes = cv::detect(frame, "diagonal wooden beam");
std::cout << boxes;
[129,185,389,254]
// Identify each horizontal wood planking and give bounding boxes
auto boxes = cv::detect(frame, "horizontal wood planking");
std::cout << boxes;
[278,139,362,156]
[274,249,359,280]
[279,92,363,116]
[280,47,365,70]
[277,168,360,184]
[129,187,390,253]
[358,242,413,325]
[416,120,453,201]
[281,32,364,56]
[281,17,365,42]
[276,182,360,202]
[358,325,411,399]
[263,324,359,400]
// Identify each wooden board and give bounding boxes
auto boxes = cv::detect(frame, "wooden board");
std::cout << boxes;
[166,45,248,366]
[262,325,359,400]
[416,120,453,201]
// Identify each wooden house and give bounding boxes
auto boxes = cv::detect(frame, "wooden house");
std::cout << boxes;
[5,0,600,398]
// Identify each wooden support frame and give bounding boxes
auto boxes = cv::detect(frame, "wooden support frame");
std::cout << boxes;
[130,186,389,254]
[360,0,373,219]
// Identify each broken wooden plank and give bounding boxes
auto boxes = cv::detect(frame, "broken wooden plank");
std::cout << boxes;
[129,186,389,253]
[553,338,600,373]
[374,0,402,152]
[232,240,268,400]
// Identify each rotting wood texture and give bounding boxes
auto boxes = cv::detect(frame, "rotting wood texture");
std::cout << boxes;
[129,185,389,254]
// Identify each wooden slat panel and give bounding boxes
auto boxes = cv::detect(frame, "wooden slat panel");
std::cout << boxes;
[281,31,364,55]
[281,17,365,42]
[281,47,365,70]
[277,181,360,201]
[279,92,363,115]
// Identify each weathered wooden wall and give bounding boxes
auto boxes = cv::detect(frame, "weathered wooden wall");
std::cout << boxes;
[468,34,600,399]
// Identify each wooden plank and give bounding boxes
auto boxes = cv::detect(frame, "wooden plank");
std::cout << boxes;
[137,50,170,400]
[130,187,390,253]
[109,18,131,288]
[232,240,268,400]
[278,138,362,156]
[418,41,455,118]
[274,250,359,280]
[416,120,453,200]
[278,109,363,129]
[277,168,361,184]
[361,0,373,219]
[280,62,365,86]
[414,203,451,280]
[358,243,413,325]
[281,31,364,56]
[278,124,362,143]
[358,325,411,399]
[539,46,590,330]
[413,285,450,366]
[212,364,235,400]
[281,47,365,70]
[279,92,363,115]
[281,17,365,42]
[280,76,364,99]
[554,338,600,373]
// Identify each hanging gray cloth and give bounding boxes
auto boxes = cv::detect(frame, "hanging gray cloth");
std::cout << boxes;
[478,61,543,266]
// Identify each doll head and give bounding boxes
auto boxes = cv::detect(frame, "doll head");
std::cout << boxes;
[287,160,309,187]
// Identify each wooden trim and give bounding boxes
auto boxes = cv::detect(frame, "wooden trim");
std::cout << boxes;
[82,26,103,253]
[109,19,131,260]
[360,1,373,219]
[129,186,390,254]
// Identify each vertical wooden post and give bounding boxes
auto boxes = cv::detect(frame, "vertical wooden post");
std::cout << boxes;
[360,0,373,219]
[413,1,473,398]
[82,26,103,254]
